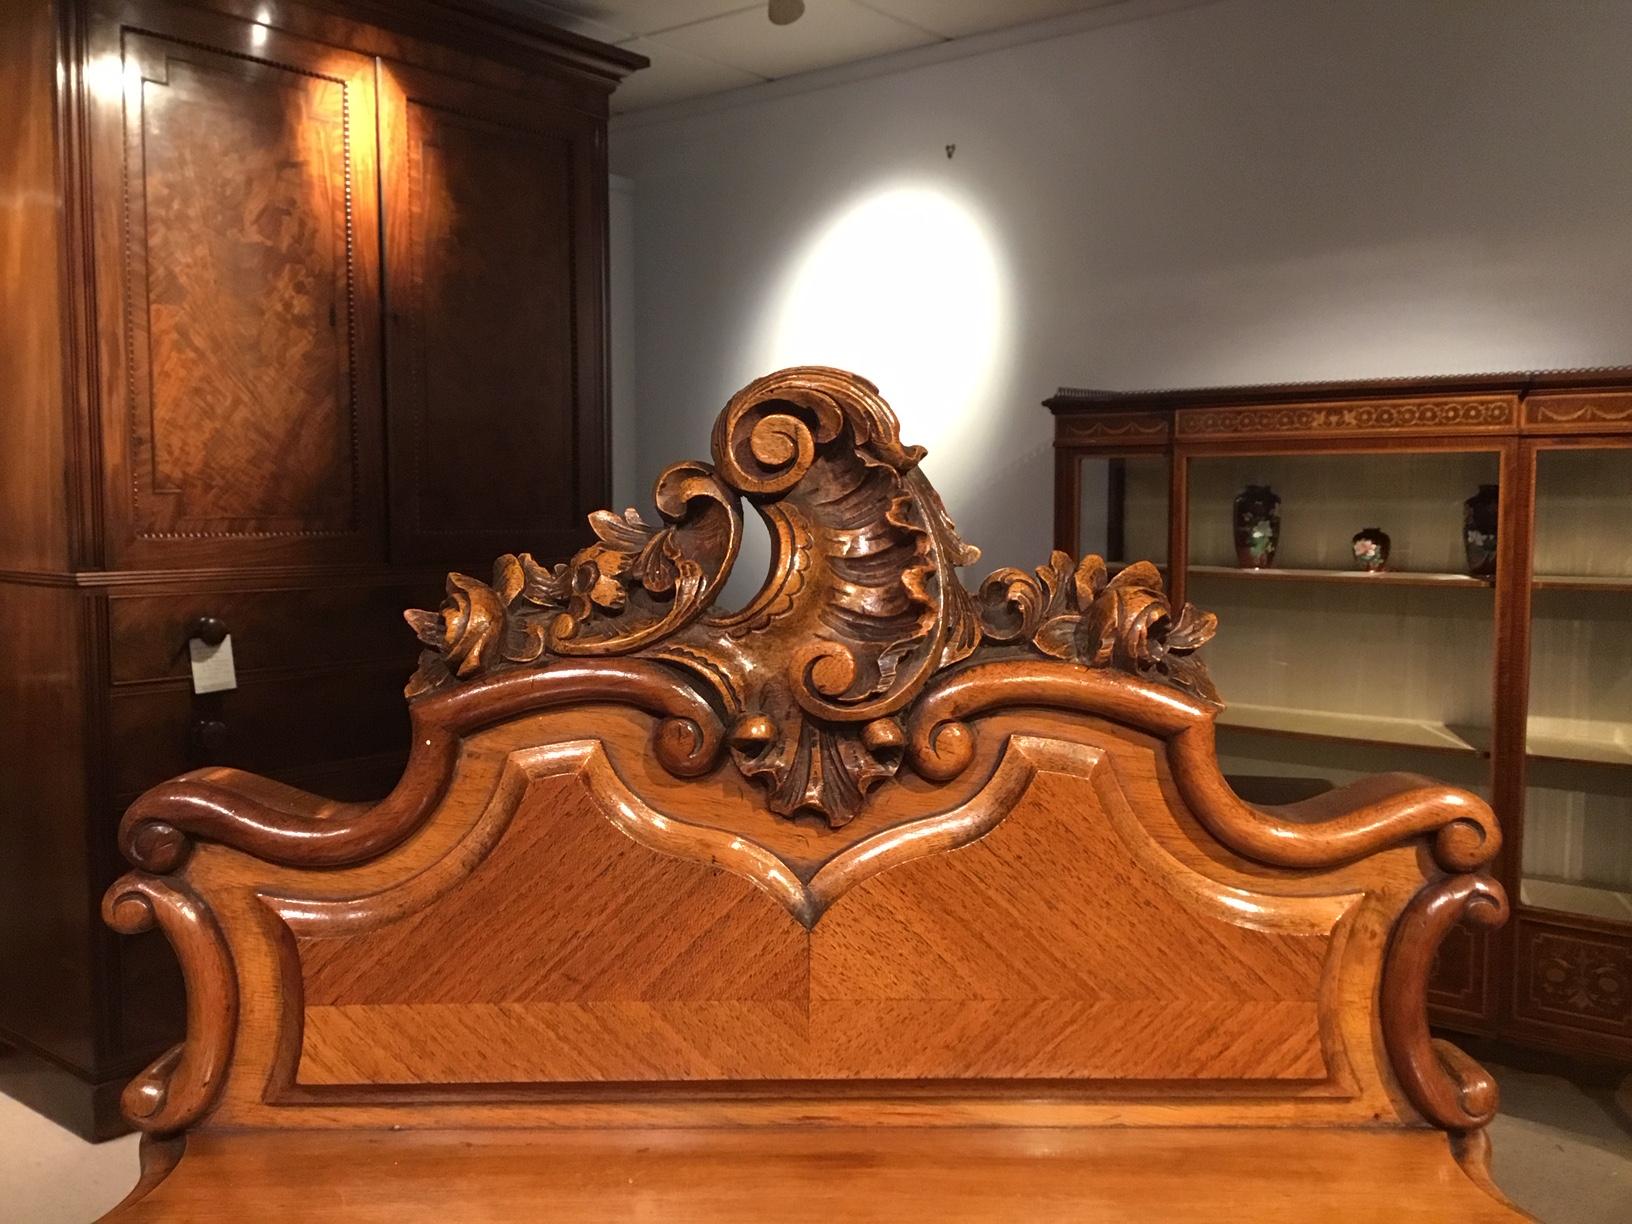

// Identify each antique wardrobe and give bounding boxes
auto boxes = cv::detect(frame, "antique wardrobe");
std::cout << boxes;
[0,0,641,1138]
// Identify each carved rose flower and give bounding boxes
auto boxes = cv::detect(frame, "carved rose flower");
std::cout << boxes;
[1028,556,1220,704]
[406,572,506,680]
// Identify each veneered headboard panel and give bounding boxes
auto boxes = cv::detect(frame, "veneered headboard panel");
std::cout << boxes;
[106,367,1505,1140]
[285,727,1342,1088]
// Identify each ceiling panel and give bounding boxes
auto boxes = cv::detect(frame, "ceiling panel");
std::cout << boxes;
[523,0,1144,113]
[856,0,1127,39]
[608,34,769,110]
[537,1,755,38]
[656,0,937,81]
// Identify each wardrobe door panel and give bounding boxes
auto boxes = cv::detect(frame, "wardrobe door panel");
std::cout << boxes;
[89,2,385,567]
[381,63,606,564]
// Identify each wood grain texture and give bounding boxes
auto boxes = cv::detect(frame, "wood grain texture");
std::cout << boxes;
[106,21,384,562]
[100,367,1522,1217]
[102,1127,1530,1223]
[286,737,1339,1087]
[380,57,607,564]
[101,875,236,1133]
[1,0,634,1139]
[0,0,72,571]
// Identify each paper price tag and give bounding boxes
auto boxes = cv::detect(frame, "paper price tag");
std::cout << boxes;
[188,634,238,695]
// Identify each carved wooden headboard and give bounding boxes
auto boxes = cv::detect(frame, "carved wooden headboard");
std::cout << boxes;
[105,367,1515,1217]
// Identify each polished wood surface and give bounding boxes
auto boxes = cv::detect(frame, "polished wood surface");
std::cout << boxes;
[107,20,382,560]
[0,0,73,571]
[381,59,605,564]
[103,368,1520,1218]
[0,0,640,1139]
[108,1127,1527,1223]
[107,583,432,682]
[1049,370,1632,1068]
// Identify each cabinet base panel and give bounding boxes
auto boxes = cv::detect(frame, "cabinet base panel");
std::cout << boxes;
[0,1038,132,1143]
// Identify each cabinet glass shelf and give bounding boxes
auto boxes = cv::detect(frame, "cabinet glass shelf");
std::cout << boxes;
[1189,565,1492,589]
[1533,575,1632,592]
[1209,706,1632,770]
[1215,702,1484,755]
[1525,719,1632,768]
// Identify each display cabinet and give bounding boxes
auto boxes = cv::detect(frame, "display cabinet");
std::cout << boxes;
[1048,370,1632,1061]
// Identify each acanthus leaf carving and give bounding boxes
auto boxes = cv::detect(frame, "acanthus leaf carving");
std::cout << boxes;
[977,551,1220,706]
[405,366,1222,826]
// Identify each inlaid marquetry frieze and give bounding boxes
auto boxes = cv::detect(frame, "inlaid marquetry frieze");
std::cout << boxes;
[1175,396,1518,441]
[1523,392,1632,434]
[1055,411,1170,445]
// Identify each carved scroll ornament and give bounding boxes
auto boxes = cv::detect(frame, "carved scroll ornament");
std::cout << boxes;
[404,366,1221,827]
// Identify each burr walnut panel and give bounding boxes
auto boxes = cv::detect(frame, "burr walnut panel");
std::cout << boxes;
[117,30,381,553]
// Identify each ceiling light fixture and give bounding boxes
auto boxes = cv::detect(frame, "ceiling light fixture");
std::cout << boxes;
[768,0,805,26]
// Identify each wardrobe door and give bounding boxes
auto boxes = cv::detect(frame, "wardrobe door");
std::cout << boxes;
[378,61,608,567]
[87,0,385,568]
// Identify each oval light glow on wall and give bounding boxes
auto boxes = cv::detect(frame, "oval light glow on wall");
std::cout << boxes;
[763,184,1010,465]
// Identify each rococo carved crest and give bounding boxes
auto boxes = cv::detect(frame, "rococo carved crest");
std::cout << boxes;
[406,366,1219,827]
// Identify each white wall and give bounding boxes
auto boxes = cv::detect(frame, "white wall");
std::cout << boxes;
[608,174,640,514]
[610,0,1632,586]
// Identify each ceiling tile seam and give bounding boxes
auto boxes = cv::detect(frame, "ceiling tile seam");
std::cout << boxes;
[611,0,1223,131]
[848,0,952,42]
[635,32,776,84]
[639,2,767,39]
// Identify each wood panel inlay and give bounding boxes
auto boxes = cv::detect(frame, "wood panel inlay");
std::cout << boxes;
[1056,412,1170,444]
[293,742,1339,1087]
[1523,391,1632,433]
[1515,918,1632,1035]
[123,35,363,539]
[811,767,1334,1081]
[1175,397,1517,441]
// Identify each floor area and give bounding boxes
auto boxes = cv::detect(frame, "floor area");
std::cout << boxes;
[1,1064,1626,1222]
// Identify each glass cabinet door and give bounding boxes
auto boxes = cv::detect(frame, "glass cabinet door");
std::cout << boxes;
[1075,454,1168,567]
[1522,445,1632,924]
[1184,448,1499,802]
